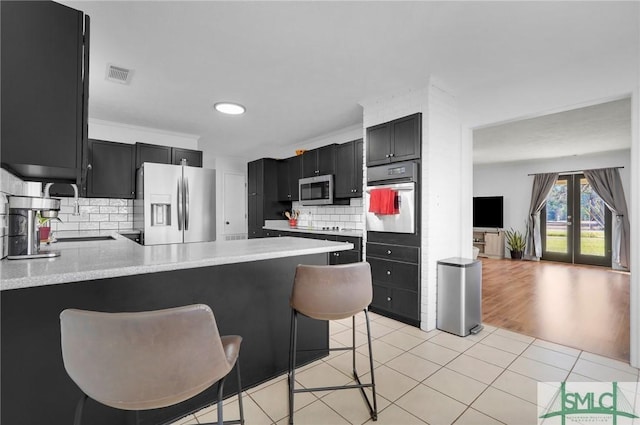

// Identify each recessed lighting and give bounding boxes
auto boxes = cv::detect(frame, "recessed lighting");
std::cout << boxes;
[214,102,246,115]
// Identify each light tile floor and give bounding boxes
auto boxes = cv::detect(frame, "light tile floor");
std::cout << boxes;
[171,312,640,425]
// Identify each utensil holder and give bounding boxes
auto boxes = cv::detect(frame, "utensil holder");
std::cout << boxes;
[289,218,298,227]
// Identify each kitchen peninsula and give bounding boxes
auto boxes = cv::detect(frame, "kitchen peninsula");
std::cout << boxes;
[1,235,352,425]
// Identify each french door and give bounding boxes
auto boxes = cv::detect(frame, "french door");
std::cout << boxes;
[541,174,612,266]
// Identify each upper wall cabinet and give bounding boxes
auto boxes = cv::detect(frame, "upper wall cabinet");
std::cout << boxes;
[1,1,89,183]
[277,155,302,202]
[86,140,135,199]
[135,143,203,169]
[135,143,171,169]
[171,148,202,167]
[366,113,421,166]
[335,139,363,198]
[301,144,336,178]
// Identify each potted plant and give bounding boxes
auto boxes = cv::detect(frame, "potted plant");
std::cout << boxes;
[504,228,526,260]
[36,212,51,242]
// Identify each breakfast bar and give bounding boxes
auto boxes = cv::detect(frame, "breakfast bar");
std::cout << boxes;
[1,236,352,425]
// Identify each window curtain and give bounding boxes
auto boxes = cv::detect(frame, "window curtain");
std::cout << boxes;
[525,173,559,259]
[583,168,630,269]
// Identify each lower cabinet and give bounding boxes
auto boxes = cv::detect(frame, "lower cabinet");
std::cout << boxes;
[367,242,420,326]
[262,230,362,264]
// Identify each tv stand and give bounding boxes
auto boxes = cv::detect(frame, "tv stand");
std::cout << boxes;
[473,229,504,259]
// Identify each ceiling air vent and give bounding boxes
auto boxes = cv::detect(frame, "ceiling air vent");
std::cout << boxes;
[106,64,132,84]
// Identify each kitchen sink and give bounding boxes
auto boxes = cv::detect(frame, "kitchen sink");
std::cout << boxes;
[55,235,116,242]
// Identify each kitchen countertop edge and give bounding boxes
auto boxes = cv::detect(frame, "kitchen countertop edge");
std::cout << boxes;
[1,235,352,291]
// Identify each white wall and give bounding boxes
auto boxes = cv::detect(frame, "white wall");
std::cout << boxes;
[88,118,199,149]
[362,81,467,331]
[473,149,632,257]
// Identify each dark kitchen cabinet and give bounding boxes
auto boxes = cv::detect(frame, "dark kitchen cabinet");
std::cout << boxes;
[135,143,171,169]
[135,143,203,169]
[367,241,420,326]
[366,113,421,166]
[277,155,302,202]
[1,1,89,183]
[86,140,135,199]
[248,159,286,238]
[171,148,202,167]
[301,145,336,178]
[335,139,363,198]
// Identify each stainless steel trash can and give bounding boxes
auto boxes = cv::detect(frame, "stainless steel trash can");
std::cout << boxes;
[436,257,483,337]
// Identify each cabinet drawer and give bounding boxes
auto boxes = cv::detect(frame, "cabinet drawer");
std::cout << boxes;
[368,258,418,291]
[335,235,362,250]
[366,243,419,263]
[330,250,361,264]
[371,285,420,321]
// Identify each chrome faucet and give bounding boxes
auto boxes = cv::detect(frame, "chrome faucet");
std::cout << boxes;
[44,183,80,216]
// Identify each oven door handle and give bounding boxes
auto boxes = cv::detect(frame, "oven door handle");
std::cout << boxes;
[365,182,415,192]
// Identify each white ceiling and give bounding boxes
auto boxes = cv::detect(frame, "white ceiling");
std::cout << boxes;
[59,1,639,162]
[473,98,632,164]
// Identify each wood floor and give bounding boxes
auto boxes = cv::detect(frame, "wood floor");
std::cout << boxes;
[481,257,630,361]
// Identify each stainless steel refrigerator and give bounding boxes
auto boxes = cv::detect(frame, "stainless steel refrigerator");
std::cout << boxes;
[134,162,216,245]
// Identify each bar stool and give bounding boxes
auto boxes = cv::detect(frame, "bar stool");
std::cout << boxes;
[288,262,377,423]
[60,304,244,425]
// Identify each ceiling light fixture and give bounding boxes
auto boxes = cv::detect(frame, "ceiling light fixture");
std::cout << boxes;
[214,102,246,115]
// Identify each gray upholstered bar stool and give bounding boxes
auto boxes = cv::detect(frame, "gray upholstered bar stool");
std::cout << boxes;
[288,262,378,424]
[60,304,244,425]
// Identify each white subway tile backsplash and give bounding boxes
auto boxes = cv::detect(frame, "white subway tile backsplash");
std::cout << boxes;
[118,222,133,230]
[90,213,109,222]
[100,222,119,230]
[109,213,128,222]
[89,199,109,206]
[100,206,119,214]
[109,199,128,207]
[56,222,80,231]
[79,222,100,231]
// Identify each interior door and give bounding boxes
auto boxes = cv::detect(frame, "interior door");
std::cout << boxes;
[223,172,246,236]
[542,174,611,266]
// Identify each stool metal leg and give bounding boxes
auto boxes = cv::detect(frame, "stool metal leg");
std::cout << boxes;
[236,358,245,425]
[217,376,226,425]
[73,393,88,425]
[288,309,298,425]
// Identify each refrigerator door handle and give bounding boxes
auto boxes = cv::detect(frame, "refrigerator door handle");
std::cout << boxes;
[177,178,183,231]
[184,177,190,230]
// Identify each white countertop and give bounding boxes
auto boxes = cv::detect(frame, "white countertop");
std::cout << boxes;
[263,221,364,238]
[0,234,352,291]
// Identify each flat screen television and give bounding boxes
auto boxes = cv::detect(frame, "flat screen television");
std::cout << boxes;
[473,196,504,229]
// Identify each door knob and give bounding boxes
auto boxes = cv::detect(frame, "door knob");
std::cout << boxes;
[225,221,230,225]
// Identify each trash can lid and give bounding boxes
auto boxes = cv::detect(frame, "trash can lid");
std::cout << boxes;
[437,257,480,268]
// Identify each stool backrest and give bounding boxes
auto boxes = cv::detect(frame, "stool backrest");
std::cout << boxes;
[60,304,230,411]
[290,262,373,320]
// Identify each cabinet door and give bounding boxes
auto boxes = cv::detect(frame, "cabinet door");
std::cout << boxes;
[288,155,302,201]
[86,140,135,198]
[353,139,363,196]
[391,114,420,162]
[277,160,291,201]
[371,284,390,311]
[247,160,262,195]
[317,144,336,175]
[1,1,85,179]
[171,148,202,167]
[301,150,318,178]
[334,142,355,198]
[136,143,171,169]
[330,250,361,265]
[484,232,504,258]
[389,288,420,320]
[366,123,391,166]
[247,194,263,229]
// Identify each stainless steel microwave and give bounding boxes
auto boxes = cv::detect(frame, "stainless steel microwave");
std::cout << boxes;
[299,175,333,205]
